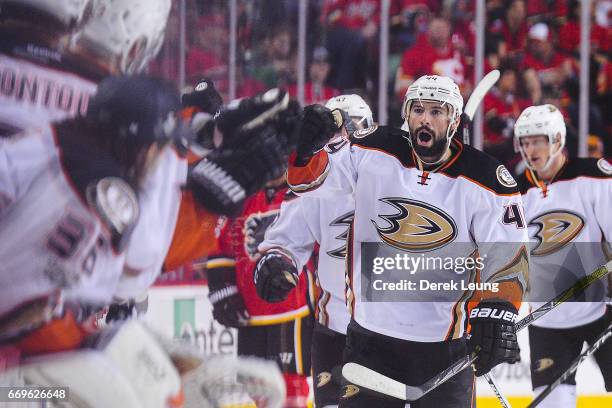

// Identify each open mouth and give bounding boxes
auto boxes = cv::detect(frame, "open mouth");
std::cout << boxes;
[416,129,434,147]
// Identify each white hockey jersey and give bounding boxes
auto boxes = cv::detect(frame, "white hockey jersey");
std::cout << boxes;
[287,126,529,342]
[113,146,188,299]
[259,181,355,334]
[0,125,135,318]
[518,157,612,329]
[0,51,97,136]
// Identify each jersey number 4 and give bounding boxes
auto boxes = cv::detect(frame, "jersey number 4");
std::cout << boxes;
[502,204,526,229]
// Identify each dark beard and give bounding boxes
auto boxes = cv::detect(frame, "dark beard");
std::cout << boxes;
[410,132,448,164]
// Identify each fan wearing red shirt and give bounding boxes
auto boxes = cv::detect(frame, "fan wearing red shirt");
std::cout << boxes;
[488,0,529,61]
[522,23,573,103]
[395,17,467,98]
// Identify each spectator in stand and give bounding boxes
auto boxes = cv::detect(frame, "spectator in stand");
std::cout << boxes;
[249,25,296,89]
[522,22,574,104]
[322,0,380,91]
[395,17,467,98]
[488,0,528,64]
[525,0,567,25]
[588,135,605,158]
[483,65,531,167]
[287,47,340,105]
[558,0,610,58]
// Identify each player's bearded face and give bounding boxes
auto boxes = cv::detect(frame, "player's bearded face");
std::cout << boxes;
[407,101,452,162]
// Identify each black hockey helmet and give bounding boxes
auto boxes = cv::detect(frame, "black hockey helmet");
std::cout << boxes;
[87,74,192,183]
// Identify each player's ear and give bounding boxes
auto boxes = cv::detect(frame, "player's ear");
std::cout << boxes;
[450,114,461,133]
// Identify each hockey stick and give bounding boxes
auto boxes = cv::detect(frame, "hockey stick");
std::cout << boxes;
[342,260,612,401]
[484,373,512,408]
[526,322,612,408]
[461,69,500,145]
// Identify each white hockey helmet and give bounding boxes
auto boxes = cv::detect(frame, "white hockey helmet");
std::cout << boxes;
[514,104,566,170]
[401,75,463,163]
[76,0,171,74]
[0,0,97,31]
[401,75,463,138]
[325,94,374,129]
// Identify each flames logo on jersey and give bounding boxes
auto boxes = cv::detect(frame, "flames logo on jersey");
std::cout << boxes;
[243,210,280,260]
[372,198,457,252]
[529,210,584,256]
[327,211,354,259]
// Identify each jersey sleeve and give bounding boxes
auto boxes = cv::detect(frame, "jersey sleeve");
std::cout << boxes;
[258,196,317,271]
[0,139,17,215]
[287,140,357,198]
[471,190,529,310]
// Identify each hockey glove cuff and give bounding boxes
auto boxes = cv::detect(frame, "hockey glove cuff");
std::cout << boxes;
[294,104,340,166]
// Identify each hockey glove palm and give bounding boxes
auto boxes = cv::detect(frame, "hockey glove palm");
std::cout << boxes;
[468,301,520,376]
[294,104,340,166]
[254,250,299,303]
[207,259,250,327]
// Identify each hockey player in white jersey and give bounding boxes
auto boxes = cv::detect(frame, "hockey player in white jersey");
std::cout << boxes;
[0,75,187,351]
[265,74,530,407]
[0,0,171,136]
[256,94,372,408]
[514,105,612,407]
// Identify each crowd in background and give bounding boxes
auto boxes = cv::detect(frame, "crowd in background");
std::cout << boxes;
[150,0,611,174]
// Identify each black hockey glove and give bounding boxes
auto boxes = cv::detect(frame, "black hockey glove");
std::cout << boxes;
[468,301,521,376]
[181,78,223,115]
[207,259,250,327]
[254,250,299,303]
[187,89,296,216]
[294,104,340,166]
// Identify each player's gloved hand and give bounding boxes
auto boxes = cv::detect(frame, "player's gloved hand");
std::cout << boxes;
[254,250,299,303]
[187,89,294,216]
[181,78,223,115]
[207,260,250,327]
[467,301,520,376]
[294,104,340,166]
[105,299,136,323]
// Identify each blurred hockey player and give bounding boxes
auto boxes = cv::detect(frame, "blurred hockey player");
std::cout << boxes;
[0,0,171,135]
[0,74,186,357]
[514,105,612,407]
[268,75,529,407]
[256,94,373,408]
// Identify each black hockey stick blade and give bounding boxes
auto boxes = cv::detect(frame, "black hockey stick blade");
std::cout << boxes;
[342,260,612,401]
[527,323,612,408]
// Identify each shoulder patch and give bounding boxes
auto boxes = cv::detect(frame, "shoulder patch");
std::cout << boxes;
[496,165,517,188]
[352,124,378,139]
[86,177,139,251]
[597,158,612,175]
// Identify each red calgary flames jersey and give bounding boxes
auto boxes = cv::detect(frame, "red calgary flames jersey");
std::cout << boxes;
[208,188,312,325]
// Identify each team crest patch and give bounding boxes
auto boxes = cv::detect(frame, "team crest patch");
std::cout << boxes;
[372,198,458,252]
[529,210,584,256]
[496,165,517,188]
[352,125,378,139]
[341,384,360,398]
[597,158,612,175]
[316,372,332,388]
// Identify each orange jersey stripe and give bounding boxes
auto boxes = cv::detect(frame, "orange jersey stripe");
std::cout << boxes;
[164,190,219,271]
[287,150,330,191]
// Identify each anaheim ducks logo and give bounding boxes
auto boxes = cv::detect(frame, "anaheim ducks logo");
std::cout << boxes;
[327,211,354,259]
[372,198,457,252]
[529,210,584,256]
[341,384,360,398]
[534,358,555,372]
[316,372,332,388]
